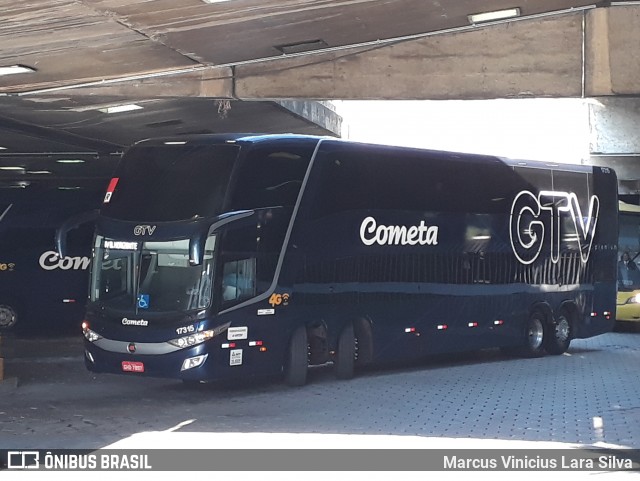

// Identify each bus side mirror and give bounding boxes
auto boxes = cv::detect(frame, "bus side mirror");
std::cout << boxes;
[189,232,206,266]
[55,210,99,258]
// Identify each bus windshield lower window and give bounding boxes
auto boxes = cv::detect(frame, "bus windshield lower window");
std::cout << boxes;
[91,235,216,313]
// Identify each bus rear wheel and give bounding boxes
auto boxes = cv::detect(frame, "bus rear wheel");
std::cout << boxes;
[284,326,309,387]
[0,304,18,330]
[334,322,357,380]
[544,309,572,355]
[520,310,546,357]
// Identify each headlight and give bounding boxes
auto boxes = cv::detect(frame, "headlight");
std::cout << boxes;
[82,326,102,342]
[626,293,640,304]
[168,330,216,348]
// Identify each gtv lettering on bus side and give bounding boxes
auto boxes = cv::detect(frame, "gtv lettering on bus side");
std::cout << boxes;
[510,190,599,265]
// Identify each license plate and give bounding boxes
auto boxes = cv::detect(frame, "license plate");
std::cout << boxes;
[121,361,144,373]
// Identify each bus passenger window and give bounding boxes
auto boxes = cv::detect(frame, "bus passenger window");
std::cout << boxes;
[222,258,256,302]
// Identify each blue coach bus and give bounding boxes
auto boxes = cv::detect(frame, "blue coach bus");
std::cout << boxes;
[0,153,115,334]
[64,135,618,385]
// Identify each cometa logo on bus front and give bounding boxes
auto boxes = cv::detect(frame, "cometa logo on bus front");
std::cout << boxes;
[122,318,148,326]
[510,190,599,265]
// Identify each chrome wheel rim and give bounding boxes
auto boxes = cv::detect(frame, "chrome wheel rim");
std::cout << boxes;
[528,317,544,350]
[0,305,16,328]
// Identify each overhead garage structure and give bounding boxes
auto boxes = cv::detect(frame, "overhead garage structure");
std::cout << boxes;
[0,1,640,180]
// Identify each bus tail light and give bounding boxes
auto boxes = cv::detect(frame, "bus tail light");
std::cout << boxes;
[404,327,420,336]
[494,320,504,325]
[468,322,478,328]
[249,341,267,351]
[437,324,448,330]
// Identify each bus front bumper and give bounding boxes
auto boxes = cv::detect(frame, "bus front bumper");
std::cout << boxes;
[83,337,219,381]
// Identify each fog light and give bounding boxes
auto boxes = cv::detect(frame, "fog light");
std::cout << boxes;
[181,354,208,371]
[85,350,95,364]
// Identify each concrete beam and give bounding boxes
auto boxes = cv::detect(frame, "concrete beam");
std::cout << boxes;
[275,100,342,136]
[585,6,640,97]
[12,5,640,104]
[18,67,234,99]
[15,5,640,103]
[235,14,584,100]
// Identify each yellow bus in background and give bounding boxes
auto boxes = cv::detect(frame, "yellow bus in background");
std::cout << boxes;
[616,200,640,330]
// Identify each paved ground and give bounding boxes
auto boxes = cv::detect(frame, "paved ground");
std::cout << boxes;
[1,328,639,454]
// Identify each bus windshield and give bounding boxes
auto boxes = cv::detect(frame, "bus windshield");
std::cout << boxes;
[618,207,640,291]
[91,235,217,313]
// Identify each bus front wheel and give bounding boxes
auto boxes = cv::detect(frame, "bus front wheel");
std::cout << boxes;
[284,326,309,387]
[0,303,18,330]
[334,322,357,380]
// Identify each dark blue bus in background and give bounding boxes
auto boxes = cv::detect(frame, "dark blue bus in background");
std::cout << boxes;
[0,153,117,334]
[64,135,618,386]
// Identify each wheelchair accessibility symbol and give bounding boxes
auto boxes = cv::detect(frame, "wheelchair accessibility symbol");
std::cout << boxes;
[137,294,150,309]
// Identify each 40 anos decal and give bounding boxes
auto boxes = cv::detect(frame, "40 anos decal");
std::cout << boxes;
[268,292,290,308]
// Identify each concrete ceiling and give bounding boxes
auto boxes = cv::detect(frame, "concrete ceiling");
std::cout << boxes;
[0,0,600,154]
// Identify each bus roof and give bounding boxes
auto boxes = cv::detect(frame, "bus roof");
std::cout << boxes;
[127,134,611,176]
[131,133,327,148]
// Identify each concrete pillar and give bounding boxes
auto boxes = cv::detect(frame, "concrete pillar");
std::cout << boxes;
[585,97,640,193]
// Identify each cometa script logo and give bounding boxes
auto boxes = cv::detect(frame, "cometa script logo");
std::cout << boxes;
[39,251,90,271]
[360,216,439,246]
[122,318,148,326]
[510,190,599,265]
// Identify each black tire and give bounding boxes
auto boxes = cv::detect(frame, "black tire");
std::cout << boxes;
[0,303,18,330]
[544,309,572,355]
[334,322,356,380]
[284,326,308,387]
[519,310,546,357]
